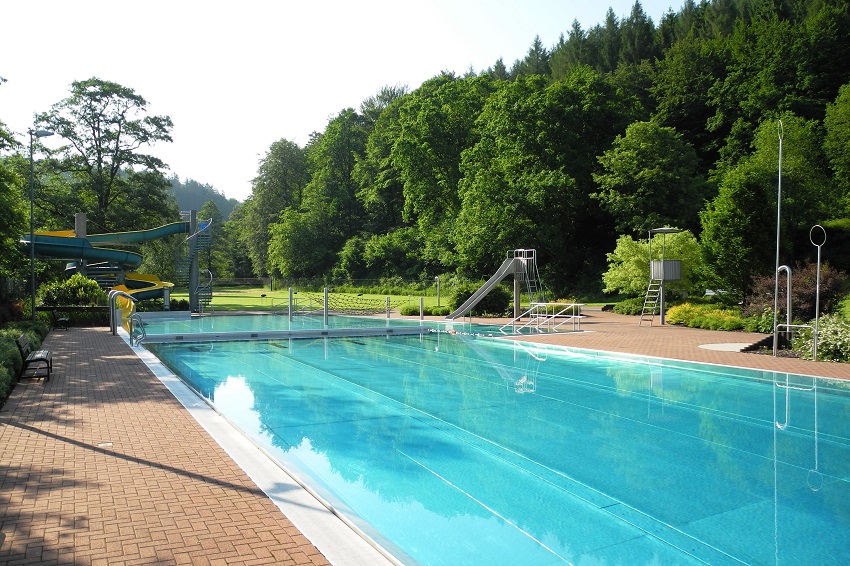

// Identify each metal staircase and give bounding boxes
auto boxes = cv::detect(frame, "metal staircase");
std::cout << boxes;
[515,249,544,304]
[639,279,662,326]
[174,252,190,286]
[174,213,213,311]
[196,270,213,313]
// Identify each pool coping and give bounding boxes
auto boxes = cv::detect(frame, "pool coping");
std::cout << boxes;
[139,324,428,344]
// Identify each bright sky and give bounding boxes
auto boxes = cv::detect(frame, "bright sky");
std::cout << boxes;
[3,0,677,202]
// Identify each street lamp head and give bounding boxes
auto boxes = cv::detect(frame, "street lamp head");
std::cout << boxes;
[33,129,54,138]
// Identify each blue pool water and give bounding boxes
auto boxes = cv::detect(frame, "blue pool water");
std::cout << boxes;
[147,327,850,565]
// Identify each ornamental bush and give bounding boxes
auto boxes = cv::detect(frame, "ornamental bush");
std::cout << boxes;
[38,273,107,306]
[744,262,847,319]
[399,304,452,316]
[0,322,49,407]
[613,297,644,315]
[792,314,850,362]
[743,307,776,334]
[666,302,746,330]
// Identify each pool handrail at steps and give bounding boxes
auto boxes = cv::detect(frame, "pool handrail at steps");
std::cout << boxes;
[500,302,584,335]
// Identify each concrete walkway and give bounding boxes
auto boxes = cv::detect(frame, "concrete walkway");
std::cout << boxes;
[1,313,847,565]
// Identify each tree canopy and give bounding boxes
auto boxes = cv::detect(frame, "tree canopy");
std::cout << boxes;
[3,0,849,306]
[36,77,175,232]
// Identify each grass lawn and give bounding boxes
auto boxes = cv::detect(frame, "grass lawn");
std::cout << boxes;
[169,286,612,315]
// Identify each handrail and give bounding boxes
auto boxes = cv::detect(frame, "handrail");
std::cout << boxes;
[196,269,213,314]
[500,302,582,334]
[129,313,146,346]
[773,265,792,355]
[774,372,814,431]
[183,217,213,244]
[108,290,137,336]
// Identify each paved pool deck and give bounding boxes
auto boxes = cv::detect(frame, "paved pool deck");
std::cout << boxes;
[1,311,847,565]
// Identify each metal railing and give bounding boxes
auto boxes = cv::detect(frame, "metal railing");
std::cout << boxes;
[500,302,583,335]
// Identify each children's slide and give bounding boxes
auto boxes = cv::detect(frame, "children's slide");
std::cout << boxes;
[445,257,521,320]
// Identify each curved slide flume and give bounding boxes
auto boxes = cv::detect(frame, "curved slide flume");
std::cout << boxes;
[23,220,193,301]
[27,234,144,270]
[85,221,190,245]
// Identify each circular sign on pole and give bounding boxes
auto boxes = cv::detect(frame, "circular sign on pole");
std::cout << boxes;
[809,224,826,247]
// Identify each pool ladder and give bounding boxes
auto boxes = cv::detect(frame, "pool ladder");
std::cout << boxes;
[773,372,822,492]
[129,313,146,346]
[773,373,814,431]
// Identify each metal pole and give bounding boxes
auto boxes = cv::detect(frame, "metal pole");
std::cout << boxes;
[29,131,35,322]
[323,287,329,327]
[189,210,199,312]
[27,129,54,322]
[810,225,826,360]
[435,276,440,307]
[772,120,784,352]
[288,287,293,322]
[659,233,666,325]
[814,248,821,360]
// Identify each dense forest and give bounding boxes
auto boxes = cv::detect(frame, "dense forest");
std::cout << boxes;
[1,0,849,307]
[168,176,239,220]
[232,0,850,299]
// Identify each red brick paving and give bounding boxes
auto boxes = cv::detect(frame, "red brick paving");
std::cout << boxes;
[507,310,850,380]
[0,327,330,566]
[1,313,847,566]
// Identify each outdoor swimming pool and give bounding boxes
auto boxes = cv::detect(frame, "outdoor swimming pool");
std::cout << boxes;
[145,319,850,565]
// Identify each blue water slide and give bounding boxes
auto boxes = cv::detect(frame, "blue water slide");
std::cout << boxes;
[85,221,191,245]
[25,234,144,270]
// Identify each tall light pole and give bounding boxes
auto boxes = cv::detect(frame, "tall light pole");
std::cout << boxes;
[29,128,54,322]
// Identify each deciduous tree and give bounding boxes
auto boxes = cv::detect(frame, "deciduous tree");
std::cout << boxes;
[602,230,705,297]
[36,78,174,232]
[392,73,493,267]
[241,139,308,276]
[700,113,832,295]
[592,121,709,235]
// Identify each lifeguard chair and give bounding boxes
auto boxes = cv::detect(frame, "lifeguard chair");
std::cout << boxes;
[640,227,682,326]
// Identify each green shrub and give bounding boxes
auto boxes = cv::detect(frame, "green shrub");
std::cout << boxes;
[399,304,452,316]
[0,364,12,401]
[793,314,850,362]
[0,332,22,378]
[170,299,191,311]
[613,297,644,315]
[665,303,703,324]
[666,302,746,330]
[399,304,420,316]
[743,307,776,333]
[39,273,107,306]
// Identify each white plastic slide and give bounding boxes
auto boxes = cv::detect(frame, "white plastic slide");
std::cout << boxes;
[445,257,520,320]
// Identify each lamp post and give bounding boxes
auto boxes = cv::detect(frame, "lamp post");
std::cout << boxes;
[434,276,440,307]
[29,128,54,322]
